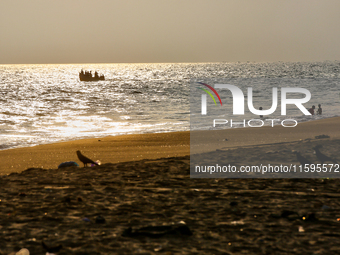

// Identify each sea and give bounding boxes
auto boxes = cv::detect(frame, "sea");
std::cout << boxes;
[0,61,339,150]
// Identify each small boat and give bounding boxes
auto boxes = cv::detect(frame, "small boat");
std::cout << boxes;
[79,70,105,81]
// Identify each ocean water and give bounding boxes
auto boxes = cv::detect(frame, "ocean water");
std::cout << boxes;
[0,62,339,150]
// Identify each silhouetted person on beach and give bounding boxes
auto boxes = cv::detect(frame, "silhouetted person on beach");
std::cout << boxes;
[317,104,322,115]
[312,145,338,164]
[293,151,312,168]
[308,105,315,115]
[76,150,99,167]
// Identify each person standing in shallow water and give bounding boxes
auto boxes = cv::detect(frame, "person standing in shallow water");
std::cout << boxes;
[308,105,315,115]
[317,104,322,115]
[259,107,263,118]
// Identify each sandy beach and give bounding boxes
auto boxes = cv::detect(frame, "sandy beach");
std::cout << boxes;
[1,117,339,175]
[0,117,340,254]
[3,0,340,253]
[0,131,190,175]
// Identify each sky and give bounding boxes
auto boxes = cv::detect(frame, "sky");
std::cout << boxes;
[1,0,340,64]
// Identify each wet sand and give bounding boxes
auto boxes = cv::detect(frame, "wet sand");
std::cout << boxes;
[1,117,340,254]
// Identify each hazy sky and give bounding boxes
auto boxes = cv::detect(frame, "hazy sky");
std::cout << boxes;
[1,0,340,64]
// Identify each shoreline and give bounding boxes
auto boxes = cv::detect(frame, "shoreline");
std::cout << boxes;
[1,114,337,153]
[0,116,339,175]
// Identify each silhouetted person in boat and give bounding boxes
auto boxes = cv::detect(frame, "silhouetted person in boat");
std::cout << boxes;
[308,105,315,115]
[293,151,312,168]
[85,70,91,77]
[76,150,99,167]
[317,104,322,115]
[312,145,338,164]
[95,71,99,78]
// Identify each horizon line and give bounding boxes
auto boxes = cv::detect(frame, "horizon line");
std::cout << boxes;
[1,59,340,66]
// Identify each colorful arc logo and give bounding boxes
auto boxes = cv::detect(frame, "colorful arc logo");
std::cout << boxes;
[197,82,222,106]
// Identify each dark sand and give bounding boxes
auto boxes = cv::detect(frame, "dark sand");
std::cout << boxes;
[2,153,340,254]
[1,118,340,254]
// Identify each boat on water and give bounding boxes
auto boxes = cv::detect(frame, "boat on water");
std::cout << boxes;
[79,70,105,81]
